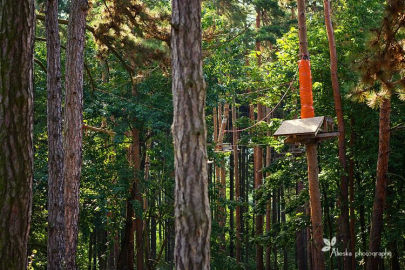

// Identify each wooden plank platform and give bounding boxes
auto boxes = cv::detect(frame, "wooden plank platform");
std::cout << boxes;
[274,116,325,137]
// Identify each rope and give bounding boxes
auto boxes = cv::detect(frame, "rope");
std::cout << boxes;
[226,70,298,133]
[236,81,292,96]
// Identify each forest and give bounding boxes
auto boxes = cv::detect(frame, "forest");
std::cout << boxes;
[0,0,404,269]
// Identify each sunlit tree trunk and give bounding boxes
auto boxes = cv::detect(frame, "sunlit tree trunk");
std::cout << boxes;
[298,0,325,268]
[322,2,351,268]
[0,0,34,269]
[367,98,391,270]
[45,0,65,268]
[63,0,88,268]
[171,0,211,268]
[306,143,325,269]
[254,9,264,270]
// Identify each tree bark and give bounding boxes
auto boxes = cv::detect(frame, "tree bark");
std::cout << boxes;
[298,0,325,268]
[45,0,65,268]
[63,1,88,269]
[171,0,211,268]
[306,143,325,270]
[367,98,391,270]
[322,2,351,268]
[297,0,309,58]
[255,104,264,270]
[255,9,264,269]
[0,0,34,269]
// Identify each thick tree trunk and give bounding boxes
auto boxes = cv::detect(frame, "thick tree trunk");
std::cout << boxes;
[322,2,351,269]
[171,0,211,268]
[297,0,309,59]
[45,0,65,268]
[0,0,34,268]
[63,0,88,269]
[118,191,135,270]
[298,0,325,269]
[232,103,242,262]
[306,143,325,270]
[367,98,391,270]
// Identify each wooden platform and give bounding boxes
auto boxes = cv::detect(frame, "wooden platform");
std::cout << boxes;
[274,116,338,144]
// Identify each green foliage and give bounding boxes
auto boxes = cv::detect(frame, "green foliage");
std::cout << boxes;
[29,0,405,269]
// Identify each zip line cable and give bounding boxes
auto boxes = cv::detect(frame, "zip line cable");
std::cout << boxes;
[225,69,298,133]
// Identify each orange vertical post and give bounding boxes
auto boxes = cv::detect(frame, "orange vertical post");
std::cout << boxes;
[299,59,315,118]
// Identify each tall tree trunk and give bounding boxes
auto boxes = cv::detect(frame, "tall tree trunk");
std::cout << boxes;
[367,98,391,270]
[297,0,309,59]
[118,190,135,270]
[118,128,143,270]
[171,0,211,268]
[296,3,311,269]
[45,0,65,268]
[97,229,108,270]
[306,143,325,269]
[322,2,351,269]
[232,103,242,262]
[298,0,325,268]
[63,0,88,269]
[254,105,264,270]
[0,0,34,268]
[255,9,264,269]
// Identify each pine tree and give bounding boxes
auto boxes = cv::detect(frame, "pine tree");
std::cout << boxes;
[171,0,211,268]
[0,0,34,269]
